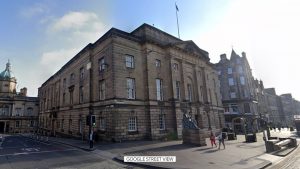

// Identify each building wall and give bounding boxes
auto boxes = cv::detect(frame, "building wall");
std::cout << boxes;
[215,51,260,131]
[38,24,224,141]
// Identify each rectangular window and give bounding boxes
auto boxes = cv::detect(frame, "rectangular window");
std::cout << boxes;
[15,108,21,116]
[99,80,105,100]
[156,79,163,101]
[175,81,180,99]
[230,92,236,98]
[30,120,34,127]
[228,78,234,86]
[16,121,20,128]
[238,66,243,73]
[187,84,192,102]
[69,90,74,104]
[80,67,84,80]
[63,93,66,105]
[159,113,166,130]
[240,76,245,85]
[228,67,232,74]
[27,108,33,116]
[128,116,137,131]
[224,106,229,112]
[99,57,106,71]
[244,103,251,113]
[155,59,161,68]
[231,104,238,112]
[173,63,179,71]
[63,78,66,89]
[127,78,135,99]
[125,55,134,68]
[70,73,75,84]
[244,90,249,98]
[100,117,106,130]
[79,86,84,103]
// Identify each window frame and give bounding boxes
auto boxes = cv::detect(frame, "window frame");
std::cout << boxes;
[126,78,136,99]
[228,78,234,86]
[99,57,106,72]
[99,80,105,100]
[155,59,161,68]
[128,116,137,132]
[156,79,163,101]
[125,55,134,68]
[159,113,166,130]
[228,67,233,74]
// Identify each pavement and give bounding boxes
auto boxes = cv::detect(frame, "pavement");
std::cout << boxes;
[20,129,300,169]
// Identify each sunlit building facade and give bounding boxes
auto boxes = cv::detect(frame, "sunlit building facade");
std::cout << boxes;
[0,61,39,133]
[38,24,224,141]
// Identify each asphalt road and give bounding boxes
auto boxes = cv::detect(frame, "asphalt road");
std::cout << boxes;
[0,134,138,169]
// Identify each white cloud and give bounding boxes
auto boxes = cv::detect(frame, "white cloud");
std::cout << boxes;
[50,11,101,32]
[38,11,108,81]
[40,48,79,75]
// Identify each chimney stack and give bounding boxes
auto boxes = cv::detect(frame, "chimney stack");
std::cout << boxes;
[220,54,227,60]
[242,52,246,57]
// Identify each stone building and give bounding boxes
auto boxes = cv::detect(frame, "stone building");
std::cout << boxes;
[280,93,296,127]
[0,61,39,133]
[38,23,224,141]
[215,50,258,132]
[264,88,281,125]
[254,79,268,120]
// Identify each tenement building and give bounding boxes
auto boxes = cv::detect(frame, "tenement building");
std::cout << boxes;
[0,61,39,133]
[280,93,296,127]
[38,23,224,141]
[264,88,281,125]
[215,50,259,133]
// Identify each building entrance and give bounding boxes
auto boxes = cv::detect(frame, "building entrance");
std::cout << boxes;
[0,122,5,133]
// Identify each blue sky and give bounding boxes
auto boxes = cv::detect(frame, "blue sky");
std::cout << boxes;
[1,0,300,100]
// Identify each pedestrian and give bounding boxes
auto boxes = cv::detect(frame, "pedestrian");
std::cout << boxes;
[209,131,217,148]
[217,132,226,149]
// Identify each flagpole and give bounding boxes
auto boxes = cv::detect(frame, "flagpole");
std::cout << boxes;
[175,2,180,39]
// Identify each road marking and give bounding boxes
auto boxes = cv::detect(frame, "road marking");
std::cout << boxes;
[0,149,77,157]
[21,148,40,152]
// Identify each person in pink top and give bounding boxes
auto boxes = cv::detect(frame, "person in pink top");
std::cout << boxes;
[210,131,217,148]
